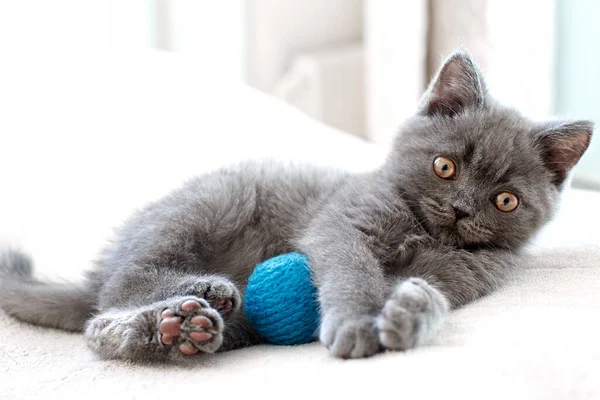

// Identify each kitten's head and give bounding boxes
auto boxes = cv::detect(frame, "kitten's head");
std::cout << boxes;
[387,51,593,249]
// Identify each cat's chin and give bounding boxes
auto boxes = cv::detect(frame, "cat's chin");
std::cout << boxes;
[423,222,461,246]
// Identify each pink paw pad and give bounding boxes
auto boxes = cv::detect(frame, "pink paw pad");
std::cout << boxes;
[158,300,217,354]
[181,300,202,311]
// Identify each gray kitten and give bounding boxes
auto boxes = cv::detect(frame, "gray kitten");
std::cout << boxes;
[0,52,593,361]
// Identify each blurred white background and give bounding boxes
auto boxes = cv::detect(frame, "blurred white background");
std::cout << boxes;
[0,0,597,188]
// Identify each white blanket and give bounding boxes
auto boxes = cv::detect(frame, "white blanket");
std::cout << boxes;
[1,52,598,400]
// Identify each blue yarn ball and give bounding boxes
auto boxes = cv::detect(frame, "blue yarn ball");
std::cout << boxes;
[244,253,319,345]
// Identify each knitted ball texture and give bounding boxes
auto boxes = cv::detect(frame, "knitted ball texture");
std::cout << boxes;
[244,253,319,345]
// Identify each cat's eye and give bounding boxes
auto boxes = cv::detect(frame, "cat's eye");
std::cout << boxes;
[433,156,456,179]
[494,192,519,212]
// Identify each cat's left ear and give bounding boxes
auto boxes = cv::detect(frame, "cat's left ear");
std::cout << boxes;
[418,51,488,117]
[534,120,593,186]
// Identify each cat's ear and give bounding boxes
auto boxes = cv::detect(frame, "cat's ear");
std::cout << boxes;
[419,51,487,117]
[534,120,593,186]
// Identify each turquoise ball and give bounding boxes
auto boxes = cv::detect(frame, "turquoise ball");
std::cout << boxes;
[244,253,319,345]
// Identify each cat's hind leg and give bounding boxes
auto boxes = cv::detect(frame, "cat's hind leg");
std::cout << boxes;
[87,273,262,361]
[85,295,224,361]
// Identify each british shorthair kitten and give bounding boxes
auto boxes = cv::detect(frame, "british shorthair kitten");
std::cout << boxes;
[0,51,592,361]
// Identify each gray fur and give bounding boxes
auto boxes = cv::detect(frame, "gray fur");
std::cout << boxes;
[85,296,224,361]
[0,249,33,278]
[0,249,95,331]
[378,278,449,350]
[0,51,593,361]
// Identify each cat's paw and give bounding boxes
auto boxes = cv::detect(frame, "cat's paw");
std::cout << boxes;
[320,315,380,359]
[159,297,224,355]
[183,277,241,317]
[377,278,449,350]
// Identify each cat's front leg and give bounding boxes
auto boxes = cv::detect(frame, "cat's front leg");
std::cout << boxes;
[319,314,381,359]
[299,224,392,359]
[313,255,387,359]
[377,278,448,350]
[378,247,514,351]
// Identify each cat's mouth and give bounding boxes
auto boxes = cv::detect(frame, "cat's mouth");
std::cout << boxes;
[455,220,493,244]
[420,198,493,245]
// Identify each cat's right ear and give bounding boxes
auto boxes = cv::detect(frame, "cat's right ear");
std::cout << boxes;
[418,51,487,118]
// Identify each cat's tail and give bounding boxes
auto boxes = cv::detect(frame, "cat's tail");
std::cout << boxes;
[0,249,95,332]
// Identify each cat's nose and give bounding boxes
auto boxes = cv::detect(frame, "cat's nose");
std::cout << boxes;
[453,206,470,220]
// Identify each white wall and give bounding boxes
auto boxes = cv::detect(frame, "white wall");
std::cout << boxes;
[274,45,365,137]
[162,1,246,80]
[0,1,246,80]
[0,1,112,51]
[428,0,556,121]
[246,0,362,92]
[365,1,427,144]
[556,0,600,189]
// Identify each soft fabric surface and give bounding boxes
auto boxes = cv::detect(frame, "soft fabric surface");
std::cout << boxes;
[1,52,599,400]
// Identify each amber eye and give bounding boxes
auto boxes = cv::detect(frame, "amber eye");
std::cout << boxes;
[494,192,519,212]
[433,156,456,179]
